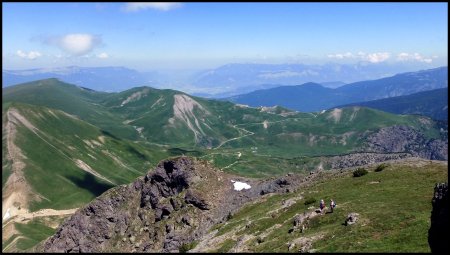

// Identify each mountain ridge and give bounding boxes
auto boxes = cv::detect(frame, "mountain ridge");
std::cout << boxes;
[336,87,448,121]
[228,66,448,112]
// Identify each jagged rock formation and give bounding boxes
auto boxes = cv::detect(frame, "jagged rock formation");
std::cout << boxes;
[365,125,448,160]
[39,157,306,253]
[428,183,449,253]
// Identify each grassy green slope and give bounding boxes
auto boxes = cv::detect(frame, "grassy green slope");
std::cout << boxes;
[208,160,447,252]
[2,215,69,252]
[2,78,138,140]
[101,87,254,148]
[187,103,437,157]
[4,79,441,157]
[4,102,169,211]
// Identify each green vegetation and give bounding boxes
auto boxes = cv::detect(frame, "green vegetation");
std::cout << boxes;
[2,78,445,211]
[3,79,442,161]
[2,79,447,252]
[209,161,447,252]
[375,163,388,172]
[304,197,317,205]
[353,168,368,177]
[214,239,238,253]
[4,103,167,211]
[2,216,67,252]
[178,240,199,253]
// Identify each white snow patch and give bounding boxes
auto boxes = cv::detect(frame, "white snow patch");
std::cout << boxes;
[320,110,326,114]
[231,180,251,191]
[3,208,11,221]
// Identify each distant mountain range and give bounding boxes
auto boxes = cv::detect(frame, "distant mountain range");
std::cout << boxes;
[337,87,448,121]
[3,62,439,97]
[191,62,440,96]
[2,66,161,92]
[228,66,448,112]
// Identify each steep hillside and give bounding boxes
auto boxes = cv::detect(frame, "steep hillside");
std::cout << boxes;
[100,87,244,148]
[2,79,138,140]
[34,157,447,252]
[228,66,448,112]
[337,88,448,121]
[2,102,168,215]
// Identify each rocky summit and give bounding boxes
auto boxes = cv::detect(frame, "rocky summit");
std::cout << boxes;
[39,157,306,252]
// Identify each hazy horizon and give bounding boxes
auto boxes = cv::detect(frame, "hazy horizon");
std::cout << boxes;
[3,2,448,71]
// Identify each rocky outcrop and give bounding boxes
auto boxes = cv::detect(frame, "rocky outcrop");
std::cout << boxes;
[345,213,359,226]
[39,157,308,253]
[325,152,412,169]
[365,125,448,160]
[184,190,210,210]
[428,183,448,253]
[259,177,291,195]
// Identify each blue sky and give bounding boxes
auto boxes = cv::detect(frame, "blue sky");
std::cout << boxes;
[3,2,448,70]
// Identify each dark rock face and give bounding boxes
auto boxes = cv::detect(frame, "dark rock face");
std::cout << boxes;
[40,157,309,253]
[42,157,202,253]
[259,177,290,195]
[365,125,448,160]
[185,189,210,210]
[141,157,194,210]
[428,183,449,253]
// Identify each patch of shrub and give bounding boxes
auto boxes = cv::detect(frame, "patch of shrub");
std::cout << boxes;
[226,212,233,221]
[179,241,198,253]
[353,168,368,177]
[375,163,388,172]
[304,197,317,205]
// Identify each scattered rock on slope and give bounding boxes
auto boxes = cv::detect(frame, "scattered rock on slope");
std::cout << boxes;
[345,213,360,226]
[366,125,448,160]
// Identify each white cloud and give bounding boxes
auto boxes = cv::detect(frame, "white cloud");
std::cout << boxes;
[365,52,390,63]
[16,50,42,60]
[396,52,433,63]
[327,52,354,59]
[44,34,102,56]
[327,51,390,63]
[123,2,182,12]
[60,34,102,56]
[97,52,109,59]
[397,52,410,61]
